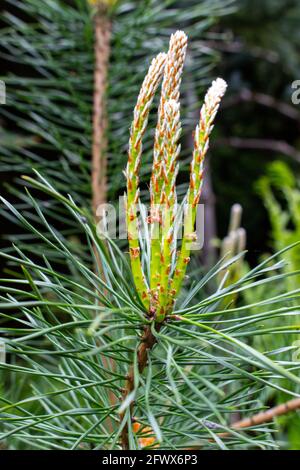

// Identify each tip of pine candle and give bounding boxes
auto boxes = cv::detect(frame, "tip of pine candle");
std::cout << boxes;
[231,203,242,215]
[212,77,228,96]
[171,30,188,43]
[173,30,187,37]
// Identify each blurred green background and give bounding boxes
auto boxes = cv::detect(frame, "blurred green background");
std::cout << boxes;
[1,0,300,449]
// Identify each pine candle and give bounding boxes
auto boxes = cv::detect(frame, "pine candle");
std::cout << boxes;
[125,31,227,322]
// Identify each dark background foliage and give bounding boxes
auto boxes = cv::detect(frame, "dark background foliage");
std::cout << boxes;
[211,0,300,261]
[1,0,300,451]
[1,0,300,269]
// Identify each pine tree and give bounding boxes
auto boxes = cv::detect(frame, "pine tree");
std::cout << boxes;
[1,25,300,450]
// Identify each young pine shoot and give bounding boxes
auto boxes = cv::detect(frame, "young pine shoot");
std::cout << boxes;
[125,31,227,323]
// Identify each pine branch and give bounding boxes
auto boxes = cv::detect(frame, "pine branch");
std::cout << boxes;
[120,31,226,450]
[223,88,300,121]
[215,137,300,162]
[188,398,300,447]
[92,7,112,217]
[230,397,300,432]
[120,323,161,450]
[2,179,300,449]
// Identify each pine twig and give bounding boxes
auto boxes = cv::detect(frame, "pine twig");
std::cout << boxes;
[120,324,161,450]
[92,8,111,217]
[223,88,300,121]
[229,397,300,433]
[90,1,115,432]
[205,398,300,443]
[186,398,300,448]
[214,137,300,162]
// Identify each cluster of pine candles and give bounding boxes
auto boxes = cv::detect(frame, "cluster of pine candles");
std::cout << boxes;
[125,31,227,321]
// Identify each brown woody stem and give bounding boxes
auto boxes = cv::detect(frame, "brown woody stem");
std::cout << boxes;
[91,7,115,432]
[230,397,300,433]
[120,324,161,450]
[205,398,300,443]
[92,11,111,218]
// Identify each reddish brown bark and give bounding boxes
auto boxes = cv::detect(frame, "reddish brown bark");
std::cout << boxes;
[92,12,111,217]
[231,397,300,431]
[120,324,161,450]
